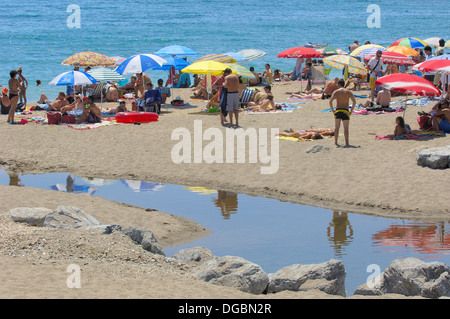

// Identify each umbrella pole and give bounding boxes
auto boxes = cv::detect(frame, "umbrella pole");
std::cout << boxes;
[403,94,408,119]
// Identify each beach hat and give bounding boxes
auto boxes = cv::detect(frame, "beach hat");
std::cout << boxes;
[175,96,182,100]
[2,87,8,95]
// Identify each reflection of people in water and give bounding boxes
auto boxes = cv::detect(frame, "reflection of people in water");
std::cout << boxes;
[327,211,353,257]
[8,172,23,187]
[213,190,238,219]
[66,175,74,193]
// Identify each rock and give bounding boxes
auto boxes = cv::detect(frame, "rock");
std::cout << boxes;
[354,258,450,299]
[122,226,165,256]
[43,206,101,229]
[172,246,216,266]
[101,224,123,234]
[417,145,450,169]
[306,144,330,153]
[267,259,346,296]
[9,207,53,226]
[193,256,269,295]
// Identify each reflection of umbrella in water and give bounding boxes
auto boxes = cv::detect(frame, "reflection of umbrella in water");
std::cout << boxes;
[121,180,164,192]
[79,177,117,186]
[50,175,97,195]
[372,223,450,255]
[184,186,217,195]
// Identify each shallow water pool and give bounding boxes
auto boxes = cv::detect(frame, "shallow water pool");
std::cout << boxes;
[1,170,449,296]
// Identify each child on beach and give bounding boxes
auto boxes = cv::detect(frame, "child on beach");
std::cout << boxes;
[387,116,408,139]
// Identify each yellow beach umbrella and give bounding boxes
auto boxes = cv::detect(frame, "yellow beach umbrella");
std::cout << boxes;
[386,45,419,56]
[195,54,237,63]
[181,60,236,76]
[324,55,367,75]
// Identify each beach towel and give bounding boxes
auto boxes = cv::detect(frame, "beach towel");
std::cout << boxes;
[375,134,419,140]
[66,119,118,130]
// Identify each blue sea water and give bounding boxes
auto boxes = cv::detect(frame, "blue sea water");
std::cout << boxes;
[1,0,449,102]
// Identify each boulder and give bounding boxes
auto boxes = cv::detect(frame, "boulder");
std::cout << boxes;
[122,226,165,256]
[43,206,101,229]
[417,145,450,169]
[193,256,269,295]
[9,207,53,226]
[354,258,450,299]
[267,259,346,296]
[172,246,216,266]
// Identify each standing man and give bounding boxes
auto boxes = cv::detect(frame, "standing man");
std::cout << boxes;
[367,50,384,102]
[223,68,240,128]
[329,79,357,147]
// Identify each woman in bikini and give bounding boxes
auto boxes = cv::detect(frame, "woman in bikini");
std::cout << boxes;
[8,70,20,124]
[1,87,11,115]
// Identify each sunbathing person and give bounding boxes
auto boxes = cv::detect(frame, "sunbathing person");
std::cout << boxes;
[279,128,335,138]
[246,95,275,112]
[289,92,323,101]
[278,129,334,141]
[103,100,128,114]
[46,92,68,111]
[385,116,409,139]
[431,107,450,133]
[77,96,102,124]
[60,94,84,113]
[246,85,271,108]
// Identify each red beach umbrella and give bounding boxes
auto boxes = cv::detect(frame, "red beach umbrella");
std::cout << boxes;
[375,73,440,96]
[277,47,324,59]
[375,73,441,117]
[365,51,416,66]
[412,59,450,74]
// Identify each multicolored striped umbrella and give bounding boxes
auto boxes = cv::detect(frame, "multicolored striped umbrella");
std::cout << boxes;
[350,44,387,59]
[225,63,254,78]
[323,55,367,75]
[111,56,126,67]
[389,37,428,49]
[62,51,115,67]
[195,54,236,63]
[386,45,419,56]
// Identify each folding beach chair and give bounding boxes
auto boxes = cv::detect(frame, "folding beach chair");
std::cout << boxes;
[239,89,254,108]
[137,89,162,114]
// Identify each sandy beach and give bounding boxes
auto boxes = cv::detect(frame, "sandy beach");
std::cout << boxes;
[0,80,448,299]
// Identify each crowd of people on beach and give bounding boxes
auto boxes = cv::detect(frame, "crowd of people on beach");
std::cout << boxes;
[2,38,449,140]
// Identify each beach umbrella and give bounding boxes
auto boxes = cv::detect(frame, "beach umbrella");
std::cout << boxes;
[151,57,191,71]
[316,46,347,56]
[115,54,168,75]
[350,44,387,60]
[181,60,235,76]
[237,49,267,61]
[386,45,420,56]
[87,67,124,82]
[222,52,249,63]
[121,180,164,192]
[323,55,367,75]
[412,59,450,74]
[424,37,445,49]
[195,54,237,63]
[277,47,324,58]
[375,73,440,117]
[62,51,115,67]
[364,51,416,66]
[111,56,126,68]
[389,37,428,49]
[225,63,255,78]
[427,53,450,61]
[49,70,98,86]
[154,45,198,57]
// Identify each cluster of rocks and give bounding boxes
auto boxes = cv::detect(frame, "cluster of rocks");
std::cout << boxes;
[417,145,450,169]
[7,206,450,298]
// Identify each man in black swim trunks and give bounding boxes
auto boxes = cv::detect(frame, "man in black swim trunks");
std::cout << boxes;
[329,79,356,147]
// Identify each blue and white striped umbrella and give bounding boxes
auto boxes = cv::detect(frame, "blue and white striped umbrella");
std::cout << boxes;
[49,70,98,86]
[115,54,168,75]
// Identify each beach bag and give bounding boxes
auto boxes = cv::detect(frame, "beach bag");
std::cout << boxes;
[47,111,62,124]
[417,115,432,130]
[61,113,76,124]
